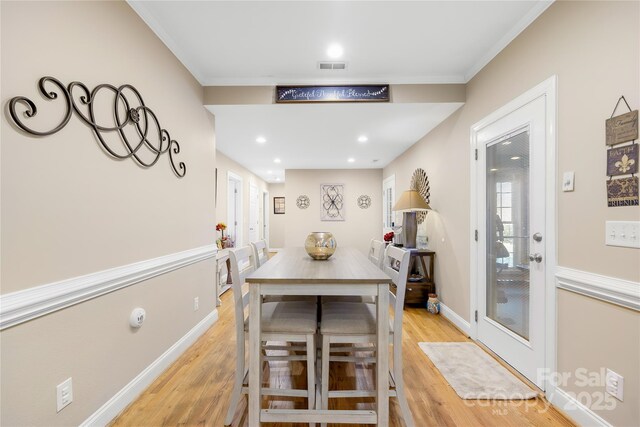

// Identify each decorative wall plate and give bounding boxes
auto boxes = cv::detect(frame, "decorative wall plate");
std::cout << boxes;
[321,184,345,221]
[357,195,371,209]
[410,168,431,223]
[296,195,310,209]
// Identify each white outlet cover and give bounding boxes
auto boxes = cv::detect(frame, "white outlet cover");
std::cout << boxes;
[562,171,575,192]
[129,307,146,328]
[606,368,624,401]
[56,377,73,412]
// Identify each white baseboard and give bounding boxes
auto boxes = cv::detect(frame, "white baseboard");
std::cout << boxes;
[439,303,471,337]
[547,386,612,427]
[80,310,219,427]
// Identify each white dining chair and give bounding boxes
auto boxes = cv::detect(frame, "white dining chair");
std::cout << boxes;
[368,238,385,270]
[224,246,318,426]
[250,239,269,267]
[318,245,415,427]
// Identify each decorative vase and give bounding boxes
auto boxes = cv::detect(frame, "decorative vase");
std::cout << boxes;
[427,293,440,314]
[304,232,337,260]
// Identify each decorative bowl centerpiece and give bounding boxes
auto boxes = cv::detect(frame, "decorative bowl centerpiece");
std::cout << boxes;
[304,232,337,260]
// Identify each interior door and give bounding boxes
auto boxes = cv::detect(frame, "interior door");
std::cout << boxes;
[476,95,546,388]
[249,184,259,243]
[228,176,241,246]
[262,191,269,243]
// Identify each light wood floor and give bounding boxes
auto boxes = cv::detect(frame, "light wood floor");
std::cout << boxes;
[111,292,573,426]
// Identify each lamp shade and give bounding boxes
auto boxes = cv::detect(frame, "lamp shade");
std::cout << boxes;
[393,189,431,212]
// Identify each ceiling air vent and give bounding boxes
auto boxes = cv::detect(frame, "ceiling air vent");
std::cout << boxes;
[318,62,347,70]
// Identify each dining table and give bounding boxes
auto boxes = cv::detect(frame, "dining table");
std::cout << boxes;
[245,246,393,426]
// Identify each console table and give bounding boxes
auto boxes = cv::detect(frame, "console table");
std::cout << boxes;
[402,249,435,307]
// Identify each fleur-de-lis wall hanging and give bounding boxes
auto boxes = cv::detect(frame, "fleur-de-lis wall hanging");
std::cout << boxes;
[8,76,186,177]
[605,96,638,207]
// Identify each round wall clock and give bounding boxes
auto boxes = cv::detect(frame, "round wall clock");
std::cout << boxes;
[357,195,371,209]
[296,195,310,209]
[410,168,431,224]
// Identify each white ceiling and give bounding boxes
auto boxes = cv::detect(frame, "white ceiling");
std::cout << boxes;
[208,102,463,182]
[130,1,552,182]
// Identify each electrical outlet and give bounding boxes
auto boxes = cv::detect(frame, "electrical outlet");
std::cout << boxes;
[605,369,624,401]
[194,297,199,311]
[56,377,73,412]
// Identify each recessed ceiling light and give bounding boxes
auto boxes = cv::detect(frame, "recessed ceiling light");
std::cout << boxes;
[256,136,266,144]
[275,177,280,181]
[490,168,498,172]
[267,170,272,174]
[274,158,281,163]
[327,43,344,59]
[510,156,520,160]
[357,135,368,143]
[502,140,512,145]
[348,158,355,163]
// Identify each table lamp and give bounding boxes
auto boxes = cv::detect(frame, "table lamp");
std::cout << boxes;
[393,189,431,248]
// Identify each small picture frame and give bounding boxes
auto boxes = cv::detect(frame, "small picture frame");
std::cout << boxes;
[274,197,285,214]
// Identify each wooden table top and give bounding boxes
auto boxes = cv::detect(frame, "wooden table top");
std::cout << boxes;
[246,247,392,284]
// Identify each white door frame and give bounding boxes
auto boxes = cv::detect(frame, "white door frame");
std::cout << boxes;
[227,171,243,247]
[469,75,557,393]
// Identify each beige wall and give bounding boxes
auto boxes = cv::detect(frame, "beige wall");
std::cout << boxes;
[1,1,216,425]
[268,183,286,248]
[215,151,269,247]
[383,2,639,425]
[285,169,382,255]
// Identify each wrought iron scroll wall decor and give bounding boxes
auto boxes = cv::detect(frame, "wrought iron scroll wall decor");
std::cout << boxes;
[8,76,186,177]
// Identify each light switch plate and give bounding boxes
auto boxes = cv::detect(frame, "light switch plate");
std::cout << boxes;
[606,221,640,248]
[562,171,575,192]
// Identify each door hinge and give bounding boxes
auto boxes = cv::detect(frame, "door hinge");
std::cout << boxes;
[475,310,478,322]
[475,149,478,160]
[474,230,478,241]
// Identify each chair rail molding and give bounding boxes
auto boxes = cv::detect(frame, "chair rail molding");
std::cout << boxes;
[555,266,640,312]
[0,244,217,330]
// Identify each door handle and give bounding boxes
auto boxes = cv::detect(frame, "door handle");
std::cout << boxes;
[528,253,543,263]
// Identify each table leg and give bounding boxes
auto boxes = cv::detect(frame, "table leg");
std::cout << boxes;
[377,283,389,426]
[248,284,262,426]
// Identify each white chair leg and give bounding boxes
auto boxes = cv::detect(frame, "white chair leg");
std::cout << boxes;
[393,342,414,427]
[320,335,330,427]
[307,334,316,409]
[224,337,245,426]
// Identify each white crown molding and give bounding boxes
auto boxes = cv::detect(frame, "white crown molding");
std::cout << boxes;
[556,266,640,312]
[547,385,612,427]
[80,310,218,427]
[464,1,554,82]
[0,245,217,330]
[439,303,471,337]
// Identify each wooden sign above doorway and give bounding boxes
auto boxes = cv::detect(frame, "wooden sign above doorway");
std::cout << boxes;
[276,85,389,103]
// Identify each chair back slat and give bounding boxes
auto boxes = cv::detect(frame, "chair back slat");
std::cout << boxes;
[382,245,411,345]
[229,246,257,345]
[250,239,269,268]
[368,239,385,270]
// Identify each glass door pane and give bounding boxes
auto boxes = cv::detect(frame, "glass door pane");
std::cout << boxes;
[486,130,530,340]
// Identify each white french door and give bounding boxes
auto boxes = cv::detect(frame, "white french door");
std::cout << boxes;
[474,95,547,388]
